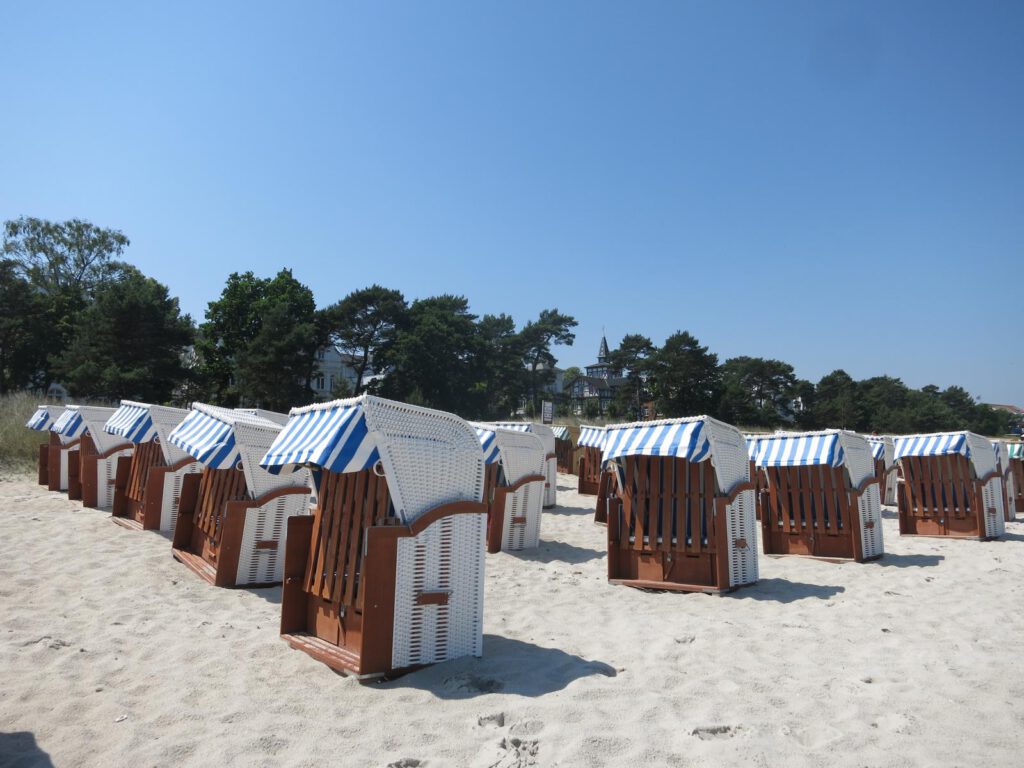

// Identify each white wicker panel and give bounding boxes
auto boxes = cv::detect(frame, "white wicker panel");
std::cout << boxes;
[73,406,122,454]
[884,468,898,505]
[392,513,486,670]
[96,449,133,509]
[543,456,557,507]
[724,489,758,587]
[234,491,309,586]
[360,398,486,524]
[857,483,885,558]
[982,478,1006,538]
[702,418,749,495]
[58,448,71,490]
[149,405,192,465]
[501,479,544,551]
[232,421,311,499]
[159,461,203,531]
[838,432,874,489]
[965,433,998,478]
[488,430,546,486]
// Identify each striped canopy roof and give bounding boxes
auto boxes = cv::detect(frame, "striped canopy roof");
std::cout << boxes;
[473,425,502,465]
[603,418,710,465]
[492,422,531,433]
[259,400,380,475]
[893,433,969,461]
[744,435,763,460]
[865,436,886,461]
[26,406,61,431]
[104,401,157,443]
[51,408,86,439]
[753,431,845,468]
[1009,443,1024,460]
[577,426,606,449]
[168,404,268,470]
[552,425,571,441]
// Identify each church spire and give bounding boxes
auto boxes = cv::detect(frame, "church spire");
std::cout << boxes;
[598,334,609,364]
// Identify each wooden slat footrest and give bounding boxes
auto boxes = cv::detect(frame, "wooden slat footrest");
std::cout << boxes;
[172,548,217,585]
[111,517,144,532]
[609,578,740,595]
[281,633,384,680]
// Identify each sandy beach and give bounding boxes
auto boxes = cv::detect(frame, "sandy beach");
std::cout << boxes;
[2,470,1023,768]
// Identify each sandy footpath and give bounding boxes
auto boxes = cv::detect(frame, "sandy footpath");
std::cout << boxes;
[1,470,1023,768]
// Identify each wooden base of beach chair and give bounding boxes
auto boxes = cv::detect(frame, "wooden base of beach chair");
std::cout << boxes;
[281,468,486,679]
[760,466,883,562]
[577,447,602,496]
[111,442,164,528]
[37,435,59,486]
[81,439,133,511]
[898,454,1003,540]
[607,456,757,593]
[486,474,545,553]
[172,470,309,587]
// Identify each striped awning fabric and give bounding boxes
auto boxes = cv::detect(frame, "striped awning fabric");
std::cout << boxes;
[577,426,605,449]
[104,402,157,443]
[744,435,762,460]
[1008,443,1024,460]
[51,409,86,439]
[168,406,244,469]
[493,422,531,433]
[552,426,571,441]
[893,433,968,461]
[754,432,845,468]
[260,402,380,475]
[866,437,886,461]
[26,406,55,431]
[603,419,710,465]
[474,426,502,465]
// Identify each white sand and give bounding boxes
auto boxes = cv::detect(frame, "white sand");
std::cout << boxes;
[2,470,1023,767]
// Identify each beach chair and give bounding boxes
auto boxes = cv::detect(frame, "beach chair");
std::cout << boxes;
[743,435,770,521]
[493,422,557,508]
[1006,443,1024,515]
[25,405,65,487]
[894,432,1005,540]
[168,404,312,587]
[992,441,1017,523]
[602,416,759,593]
[473,424,547,552]
[51,406,134,509]
[576,425,605,496]
[104,401,203,531]
[866,436,898,506]
[754,430,884,562]
[260,395,487,679]
[553,426,574,474]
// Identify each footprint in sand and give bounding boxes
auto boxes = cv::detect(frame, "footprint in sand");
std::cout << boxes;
[443,674,504,694]
[386,760,423,768]
[692,725,740,741]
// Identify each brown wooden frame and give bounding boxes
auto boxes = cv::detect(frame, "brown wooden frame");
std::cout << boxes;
[555,438,574,474]
[606,455,755,593]
[898,453,1001,539]
[1010,458,1024,516]
[37,432,61,486]
[50,436,85,499]
[110,442,165,528]
[486,473,545,553]
[280,467,487,678]
[760,465,881,561]
[577,446,602,495]
[80,437,134,509]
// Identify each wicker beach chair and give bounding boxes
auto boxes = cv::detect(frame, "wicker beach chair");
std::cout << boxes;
[51,406,134,509]
[866,435,898,506]
[553,425,574,474]
[894,432,1005,540]
[168,404,312,587]
[602,416,759,593]
[473,424,547,552]
[25,405,65,487]
[492,422,558,508]
[1007,443,1024,516]
[991,441,1017,523]
[754,430,884,562]
[104,401,202,531]
[260,395,487,679]
[576,425,605,496]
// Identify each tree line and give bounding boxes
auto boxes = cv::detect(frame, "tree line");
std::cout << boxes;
[1,216,1011,435]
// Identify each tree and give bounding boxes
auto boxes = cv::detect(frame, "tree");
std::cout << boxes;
[856,376,912,433]
[718,356,798,427]
[647,331,721,418]
[0,259,48,393]
[320,285,407,395]
[54,267,193,402]
[607,334,655,421]
[518,309,578,414]
[475,313,528,419]
[812,369,858,428]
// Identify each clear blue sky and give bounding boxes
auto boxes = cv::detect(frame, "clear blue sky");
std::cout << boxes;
[3,1,1022,404]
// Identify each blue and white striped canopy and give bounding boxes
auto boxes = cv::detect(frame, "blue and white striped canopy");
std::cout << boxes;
[259,402,380,475]
[51,409,86,439]
[474,426,502,465]
[754,433,845,468]
[104,402,157,443]
[744,435,761,460]
[26,406,55,431]
[893,433,969,461]
[1008,443,1024,460]
[866,437,886,461]
[603,419,710,465]
[578,426,605,449]
[493,422,531,433]
[168,407,242,469]
[552,426,570,441]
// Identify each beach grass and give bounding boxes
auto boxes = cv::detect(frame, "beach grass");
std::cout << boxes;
[0,392,52,470]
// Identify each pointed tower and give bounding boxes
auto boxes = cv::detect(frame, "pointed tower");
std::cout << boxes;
[597,335,609,364]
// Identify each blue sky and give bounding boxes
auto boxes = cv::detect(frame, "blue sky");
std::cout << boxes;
[2,2,1022,404]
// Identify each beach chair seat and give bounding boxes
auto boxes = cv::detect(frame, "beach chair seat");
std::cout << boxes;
[25,406,65,487]
[602,416,759,593]
[104,402,203,531]
[576,426,605,496]
[754,430,883,562]
[168,405,312,587]
[895,432,1005,539]
[262,396,487,679]
[474,425,546,552]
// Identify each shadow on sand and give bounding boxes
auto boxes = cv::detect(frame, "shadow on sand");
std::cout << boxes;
[0,732,54,767]
[545,502,596,517]
[383,634,616,699]
[514,539,604,565]
[870,553,944,568]
[734,577,845,604]
[242,585,282,605]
